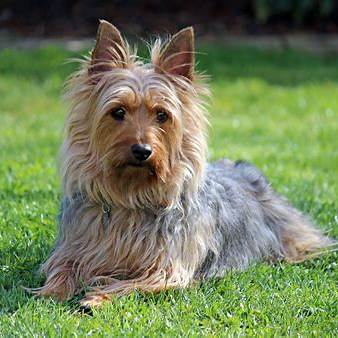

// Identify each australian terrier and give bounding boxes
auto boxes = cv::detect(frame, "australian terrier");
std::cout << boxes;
[36,20,332,306]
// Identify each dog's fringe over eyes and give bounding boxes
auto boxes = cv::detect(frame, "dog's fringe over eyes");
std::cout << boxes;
[33,20,335,307]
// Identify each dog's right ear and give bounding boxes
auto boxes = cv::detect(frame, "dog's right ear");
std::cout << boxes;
[89,20,128,75]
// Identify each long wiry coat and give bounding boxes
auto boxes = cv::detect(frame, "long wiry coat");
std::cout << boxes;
[41,158,330,305]
[37,21,332,306]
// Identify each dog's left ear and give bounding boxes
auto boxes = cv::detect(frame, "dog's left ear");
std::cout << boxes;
[89,20,128,75]
[157,27,195,80]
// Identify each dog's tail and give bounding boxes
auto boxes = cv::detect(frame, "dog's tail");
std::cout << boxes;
[235,160,336,263]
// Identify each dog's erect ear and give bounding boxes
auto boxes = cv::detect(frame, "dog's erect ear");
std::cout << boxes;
[157,27,195,80]
[89,20,127,74]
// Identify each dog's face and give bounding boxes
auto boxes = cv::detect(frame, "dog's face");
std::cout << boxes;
[90,59,185,189]
[64,21,208,207]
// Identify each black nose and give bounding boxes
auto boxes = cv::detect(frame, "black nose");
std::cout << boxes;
[131,144,152,161]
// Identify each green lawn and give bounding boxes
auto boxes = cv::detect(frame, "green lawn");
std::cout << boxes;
[0,44,337,336]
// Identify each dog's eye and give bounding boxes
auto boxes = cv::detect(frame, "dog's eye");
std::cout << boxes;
[110,107,126,121]
[156,110,168,124]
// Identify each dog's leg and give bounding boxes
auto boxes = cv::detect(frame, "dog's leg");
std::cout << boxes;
[36,256,78,300]
[79,271,182,307]
[36,200,104,300]
[79,259,196,307]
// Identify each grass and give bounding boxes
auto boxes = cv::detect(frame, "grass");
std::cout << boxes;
[0,43,337,336]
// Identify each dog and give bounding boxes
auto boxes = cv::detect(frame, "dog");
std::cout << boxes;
[36,20,332,307]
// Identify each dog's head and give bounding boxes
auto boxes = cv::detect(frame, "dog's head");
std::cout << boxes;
[63,20,209,208]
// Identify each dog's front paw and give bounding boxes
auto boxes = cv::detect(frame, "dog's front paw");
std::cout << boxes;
[80,293,111,307]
